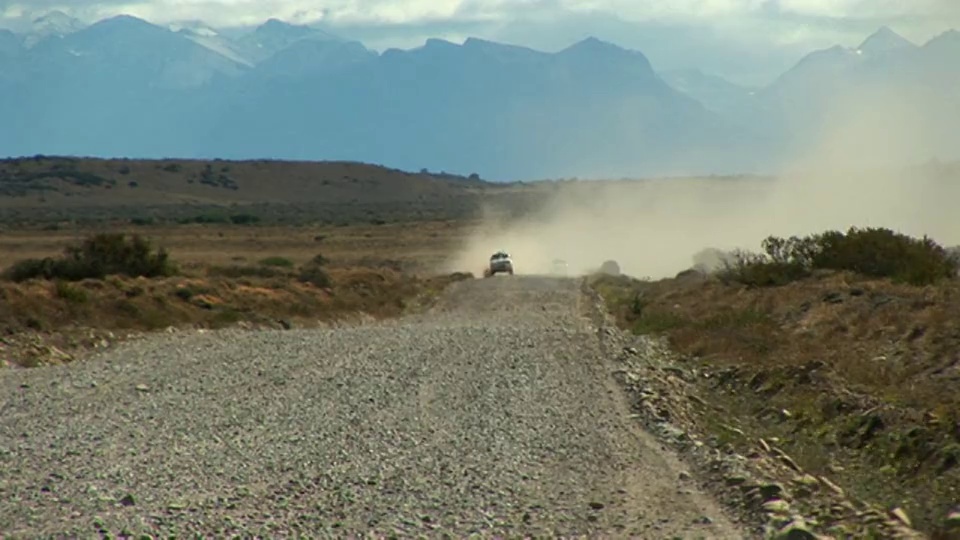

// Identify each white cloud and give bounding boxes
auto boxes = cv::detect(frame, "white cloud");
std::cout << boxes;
[776,0,958,19]
[4,0,960,27]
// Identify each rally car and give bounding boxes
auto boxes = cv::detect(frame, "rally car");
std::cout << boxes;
[484,250,514,277]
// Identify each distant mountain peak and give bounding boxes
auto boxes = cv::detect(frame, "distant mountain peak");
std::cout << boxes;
[96,14,153,27]
[32,10,77,25]
[82,14,161,37]
[250,17,339,42]
[566,36,618,51]
[928,28,960,44]
[921,28,960,54]
[462,36,494,48]
[559,36,635,58]
[23,9,86,47]
[168,20,219,37]
[424,37,457,47]
[256,18,309,35]
[857,26,914,55]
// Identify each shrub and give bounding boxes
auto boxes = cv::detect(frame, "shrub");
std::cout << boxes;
[181,213,229,225]
[54,280,88,303]
[258,256,294,268]
[3,233,176,282]
[718,227,958,287]
[717,249,811,287]
[229,214,259,225]
[298,254,331,288]
[599,260,621,276]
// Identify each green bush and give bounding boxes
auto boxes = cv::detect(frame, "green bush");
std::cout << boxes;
[258,256,294,268]
[54,280,88,303]
[229,214,260,225]
[718,227,958,287]
[4,233,176,282]
[298,254,331,288]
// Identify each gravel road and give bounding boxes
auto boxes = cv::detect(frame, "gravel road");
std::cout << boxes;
[0,276,749,538]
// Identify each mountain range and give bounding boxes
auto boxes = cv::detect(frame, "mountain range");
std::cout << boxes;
[2,13,958,181]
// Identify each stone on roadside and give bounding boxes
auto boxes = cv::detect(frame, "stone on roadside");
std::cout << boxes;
[760,482,785,499]
[889,507,911,527]
[762,499,791,515]
[773,520,817,540]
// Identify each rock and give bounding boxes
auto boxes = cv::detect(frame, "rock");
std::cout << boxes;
[660,424,686,441]
[792,474,819,488]
[278,319,292,330]
[625,347,638,355]
[721,424,745,437]
[119,493,136,507]
[828,524,852,537]
[758,438,771,453]
[762,499,791,515]
[760,483,785,499]
[772,448,801,472]
[678,471,691,481]
[662,366,687,379]
[135,384,150,392]
[889,507,911,527]
[725,474,748,486]
[588,501,605,510]
[774,520,817,540]
[819,476,844,496]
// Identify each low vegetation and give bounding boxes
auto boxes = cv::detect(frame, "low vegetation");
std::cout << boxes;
[4,233,175,282]
[592,227,960,535]
[716,227,959,287]
[1,228,472,371]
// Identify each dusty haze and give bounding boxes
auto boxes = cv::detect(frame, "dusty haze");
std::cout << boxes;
[445,84,960,279]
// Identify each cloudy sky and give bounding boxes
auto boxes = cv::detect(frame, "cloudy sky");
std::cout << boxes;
[2,0,958,84]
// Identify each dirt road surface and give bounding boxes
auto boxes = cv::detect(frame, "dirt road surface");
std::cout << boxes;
[0,276,750,538]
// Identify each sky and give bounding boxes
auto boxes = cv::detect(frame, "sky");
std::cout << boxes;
[2,0,959,85]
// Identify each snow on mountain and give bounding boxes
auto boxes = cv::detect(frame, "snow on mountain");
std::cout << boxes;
[24,10,86,48]
[236,18,343,64]
[169,20,254,67]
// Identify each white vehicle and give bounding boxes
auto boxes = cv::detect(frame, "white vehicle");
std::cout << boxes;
[484,250,514,277]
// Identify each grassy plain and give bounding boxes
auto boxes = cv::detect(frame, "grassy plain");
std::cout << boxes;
[4,155,960,535]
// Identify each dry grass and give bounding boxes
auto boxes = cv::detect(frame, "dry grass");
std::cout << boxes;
[592,270,960,535]
[0,220,476,369]
[0,220,474,272]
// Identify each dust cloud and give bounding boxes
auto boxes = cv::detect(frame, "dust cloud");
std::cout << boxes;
[444,83,960,280]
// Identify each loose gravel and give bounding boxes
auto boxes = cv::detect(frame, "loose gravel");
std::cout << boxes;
[0,276,748,538]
